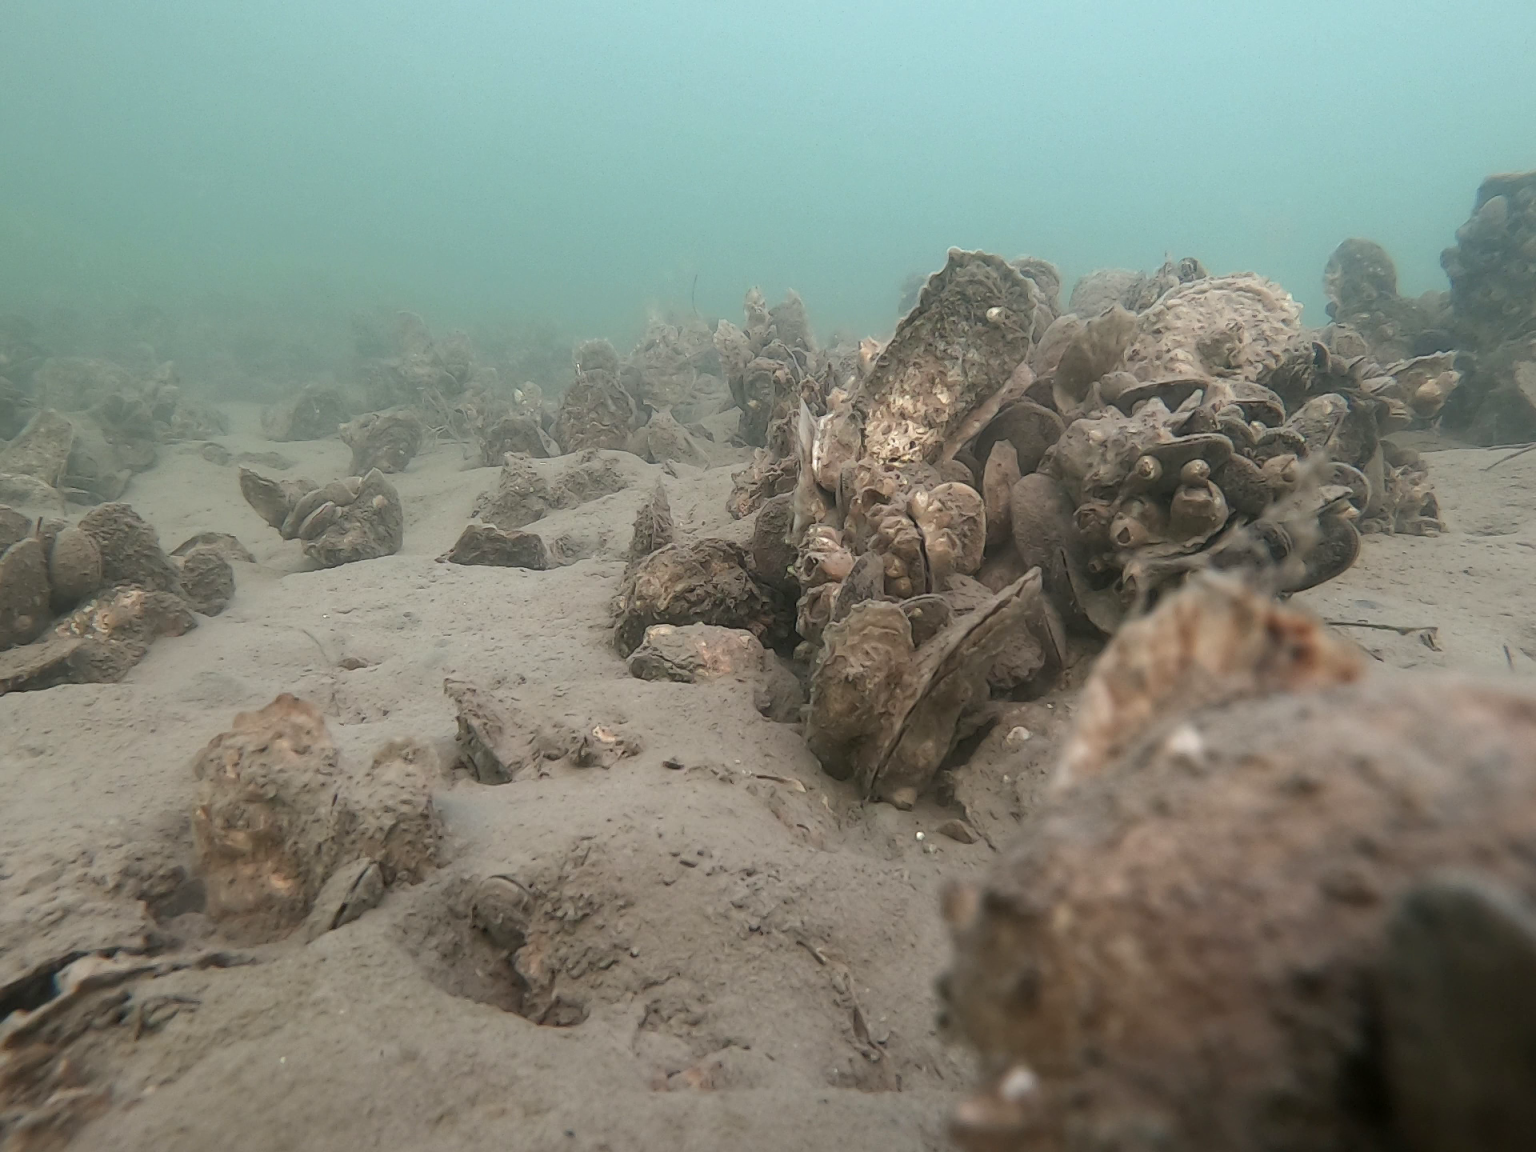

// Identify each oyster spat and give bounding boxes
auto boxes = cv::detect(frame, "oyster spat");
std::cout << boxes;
[856,250,1041,465]
[806,570,1053,809]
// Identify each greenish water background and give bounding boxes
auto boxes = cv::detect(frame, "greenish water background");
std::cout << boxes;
[2,1,1532,350]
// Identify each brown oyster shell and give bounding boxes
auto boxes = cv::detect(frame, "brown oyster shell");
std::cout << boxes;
[909,482,987,587]
[856,250,1041,465]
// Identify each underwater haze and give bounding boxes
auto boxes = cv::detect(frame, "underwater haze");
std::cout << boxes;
[2,0,1533,341]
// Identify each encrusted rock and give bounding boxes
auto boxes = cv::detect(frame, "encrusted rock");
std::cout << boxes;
[727,449,798,519]
[613,538,785,655]
[47,525,102,611]
[0,634,92,695]
[942,645,1536,1152]
[553,340,638,452]
[628,408,707,467]
[572,724,642,769]
[171,531,255,565]
[339,408,423,474]
[473,451,630,531]
[440,524,549,569]
[474,412,558,464]
[1322,238,1438,362]
[32,356,131,411]
[473,453,550,529]
[627,481,673,562]
[52,586,197,681]
[77,502,183,594]
[1439,170,1536,442]
[626,623,766,683]
[176,544,236,615]
[260,384,350,441]
[302,859,385,943]
[0,504,30,551]
[191,695,440,941]
[443,678,579,783]
[1058,574,1365,789]
[748,493,797,591]
[0,408,75,489]
[715,288,819,449]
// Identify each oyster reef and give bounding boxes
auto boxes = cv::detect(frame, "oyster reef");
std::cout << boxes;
[3,4,1535,1149]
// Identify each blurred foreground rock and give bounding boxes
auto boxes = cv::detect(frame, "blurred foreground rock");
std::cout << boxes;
[942,577,1536,1151]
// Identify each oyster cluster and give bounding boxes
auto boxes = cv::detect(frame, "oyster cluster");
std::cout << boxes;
[239,466,404,567]
[552,326,718,466]
[0,359,226,505]
[1438,170,1536,443]
[338,407,423,474]
[0,501,234,692]
[699,249,1456,806]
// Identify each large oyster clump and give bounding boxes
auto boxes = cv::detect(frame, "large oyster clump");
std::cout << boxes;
[623,250,1447,809]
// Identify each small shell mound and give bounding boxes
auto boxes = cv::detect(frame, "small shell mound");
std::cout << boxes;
[239,467,404,567]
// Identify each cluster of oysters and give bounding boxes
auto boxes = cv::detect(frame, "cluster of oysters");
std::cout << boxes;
[1,502,237,692]
[712,249,1457,806]
[238,467,404,568]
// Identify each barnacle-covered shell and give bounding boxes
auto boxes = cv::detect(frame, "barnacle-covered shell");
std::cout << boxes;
[1122,274,1304,384]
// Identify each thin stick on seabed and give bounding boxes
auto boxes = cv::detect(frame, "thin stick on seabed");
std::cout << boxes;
[1484,442,1536,470]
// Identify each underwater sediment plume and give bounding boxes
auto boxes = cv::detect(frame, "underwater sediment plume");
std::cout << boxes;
[6,169,1536,1152]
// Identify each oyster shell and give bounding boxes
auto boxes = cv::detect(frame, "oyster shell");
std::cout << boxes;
[857,250,1041,465]
[806,571,1054,808]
